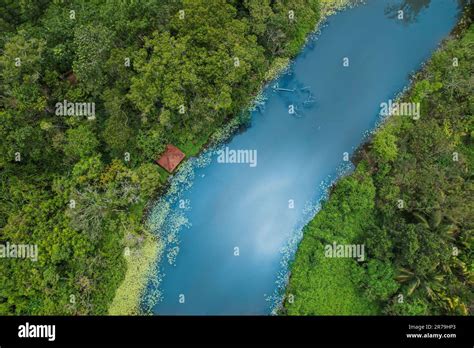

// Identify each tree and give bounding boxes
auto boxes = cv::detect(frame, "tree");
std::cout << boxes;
[244,0,274,36]
[363,260,399,301]
[102,89,133,156]
[372,126,398,163]
[0,30,46,112]
[73,24,114,95]
[136,126,166,161]
[64,125,99,161]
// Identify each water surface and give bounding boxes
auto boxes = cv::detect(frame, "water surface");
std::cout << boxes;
[144,0,463,315]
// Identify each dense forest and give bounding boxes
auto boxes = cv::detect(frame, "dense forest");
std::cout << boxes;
[0,0,330,314]
[2,0,471,317]
[283,9,473,315]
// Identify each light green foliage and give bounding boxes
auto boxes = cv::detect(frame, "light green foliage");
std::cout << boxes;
[136,127,166,162]
[244,0,274,36]
[0,31,45,86]
[64,125,99,161]
[386,298,429,316]
[0,31,47,113]
[372,125,398,163]
[362,260,399,302]
[109,230,163,315]
[286,21,474,316]
[134,163,165,200]
[129,31,190,115]
[128,0,267,141]
[284,166,379,315]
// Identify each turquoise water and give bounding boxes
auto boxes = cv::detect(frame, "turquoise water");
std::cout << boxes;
[143,0,463,315]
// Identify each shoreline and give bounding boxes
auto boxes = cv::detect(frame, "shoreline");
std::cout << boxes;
[351,1,473,170]
[109,0,352,316]
[282,2,473,315]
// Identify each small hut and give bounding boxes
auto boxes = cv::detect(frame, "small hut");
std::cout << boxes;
[66,72,77,85]
[155,144,185,173]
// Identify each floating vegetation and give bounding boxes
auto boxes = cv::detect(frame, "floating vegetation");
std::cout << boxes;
[249,91,268,113]
[142,108,253,312]
[142,0,364,315]
[268,160,355,314]
[109,229,163,315]
[264,56,291,82]
[167,246,180,265]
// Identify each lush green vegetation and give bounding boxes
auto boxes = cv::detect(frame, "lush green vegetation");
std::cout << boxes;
[284,15,473,315]
[0,0,334,314]
[284,165,381,314]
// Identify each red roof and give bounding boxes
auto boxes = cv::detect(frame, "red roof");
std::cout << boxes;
[156,144,185,173]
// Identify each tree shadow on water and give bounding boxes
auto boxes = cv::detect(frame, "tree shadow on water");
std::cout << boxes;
[384,0,468,25]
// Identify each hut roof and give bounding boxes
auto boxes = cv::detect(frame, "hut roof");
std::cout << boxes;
[156,144,185,173]
[65,71,77,85]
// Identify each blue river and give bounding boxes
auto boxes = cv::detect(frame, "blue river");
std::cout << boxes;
[143,0,463,315]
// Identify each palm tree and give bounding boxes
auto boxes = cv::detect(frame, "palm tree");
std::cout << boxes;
[396,266,445,298]
[396,209,472,314]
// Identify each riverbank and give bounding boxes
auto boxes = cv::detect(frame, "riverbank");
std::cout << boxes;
[109,229,162,315]
[142,0,465,315]
[283,5,473,316]
[109,0,352,315]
